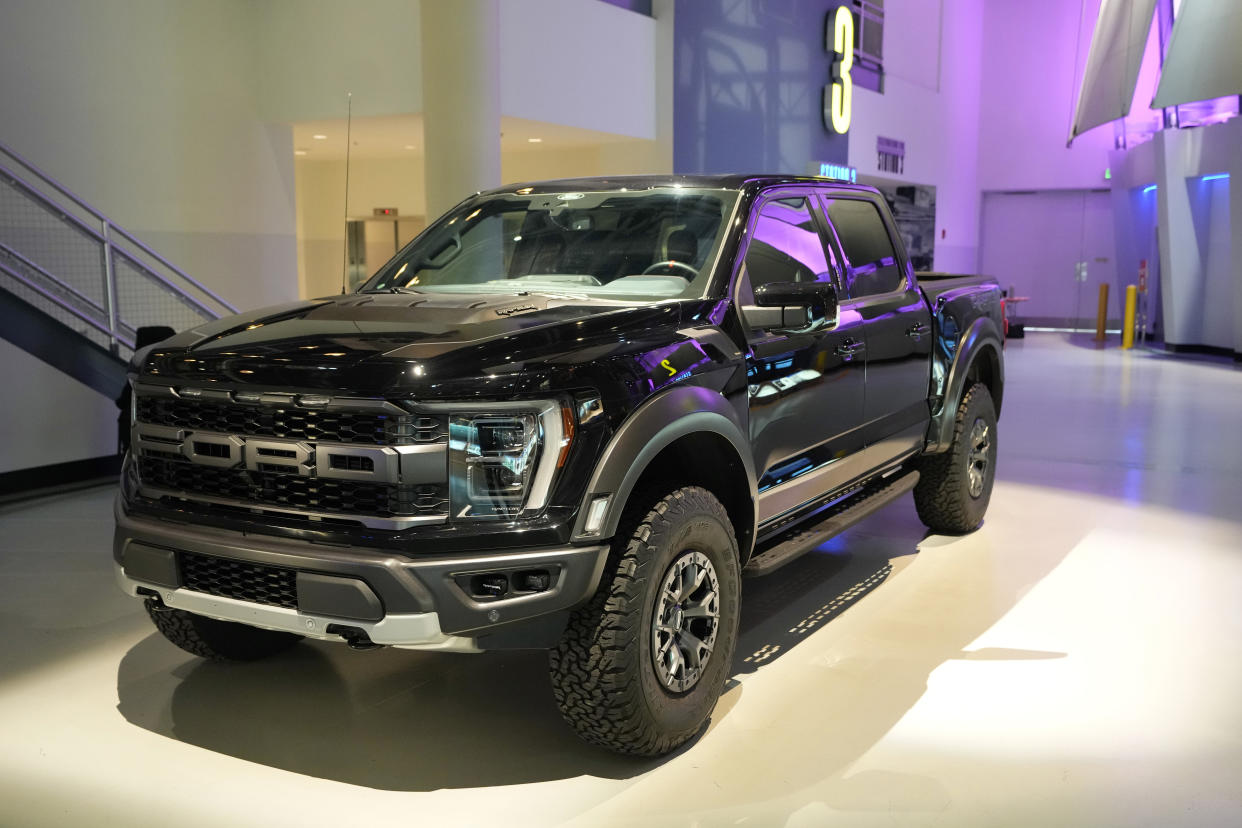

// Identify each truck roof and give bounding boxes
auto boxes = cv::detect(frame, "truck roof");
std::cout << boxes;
[480,174,880,198]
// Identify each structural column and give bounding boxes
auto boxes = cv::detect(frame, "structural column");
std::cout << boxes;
[420,0,501,221]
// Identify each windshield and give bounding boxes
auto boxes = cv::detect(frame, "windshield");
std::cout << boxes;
[360,187,739,301]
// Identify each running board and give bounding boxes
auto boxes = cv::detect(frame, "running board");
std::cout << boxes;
[743,470,919,577]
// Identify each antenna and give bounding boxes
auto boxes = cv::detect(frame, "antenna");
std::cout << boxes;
[341,91,353,294]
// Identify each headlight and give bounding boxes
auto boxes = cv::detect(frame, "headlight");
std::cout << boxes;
[447,402,570,520]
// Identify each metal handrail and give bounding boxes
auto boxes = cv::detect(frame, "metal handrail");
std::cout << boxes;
[0,259,136,349]
[0,137,238,355]
[0,138,237,314]
[109,245,220,320]
[0,240,106,315]
[109,222,235,313]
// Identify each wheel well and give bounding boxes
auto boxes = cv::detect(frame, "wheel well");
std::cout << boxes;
[966,344,1003,415]
[626,432,755,561]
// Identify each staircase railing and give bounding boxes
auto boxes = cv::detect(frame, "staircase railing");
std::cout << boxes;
[0,138,237,360]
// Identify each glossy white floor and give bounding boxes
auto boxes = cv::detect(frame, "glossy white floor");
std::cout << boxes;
[2,333,1241,828]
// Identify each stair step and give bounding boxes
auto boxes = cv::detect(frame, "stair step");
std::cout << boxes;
[744,469,920,577]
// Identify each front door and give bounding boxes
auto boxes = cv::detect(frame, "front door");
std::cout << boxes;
[736,190,868,526]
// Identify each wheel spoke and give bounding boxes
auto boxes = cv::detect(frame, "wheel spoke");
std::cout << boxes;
[666,641,685,676]
[680,630,712,669]
[682,591,718,619]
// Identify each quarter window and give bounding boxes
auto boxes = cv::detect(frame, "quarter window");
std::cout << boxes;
[824,198,903,297]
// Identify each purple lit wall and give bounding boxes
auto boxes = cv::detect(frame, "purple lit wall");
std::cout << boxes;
[977,0,1115,192]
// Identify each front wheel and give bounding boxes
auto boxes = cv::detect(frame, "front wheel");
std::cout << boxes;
[549,486,740,756]
[914,383,998,534]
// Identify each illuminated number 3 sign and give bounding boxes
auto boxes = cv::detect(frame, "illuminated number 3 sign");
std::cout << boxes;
[824,5,854,134]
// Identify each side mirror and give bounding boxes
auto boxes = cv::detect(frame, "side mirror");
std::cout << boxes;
[745,281,838,334]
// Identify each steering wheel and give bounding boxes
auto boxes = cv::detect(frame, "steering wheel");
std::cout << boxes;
[641,260,699,280]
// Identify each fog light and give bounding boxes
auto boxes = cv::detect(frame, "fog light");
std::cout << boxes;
[470,574,508,598]
[517,570,551,592]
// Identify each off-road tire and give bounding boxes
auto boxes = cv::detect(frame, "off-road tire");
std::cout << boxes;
[549,486,741,756]
[145,601,303,661]
[914,383,998,534]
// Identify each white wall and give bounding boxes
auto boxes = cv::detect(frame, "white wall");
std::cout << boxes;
[255,0,423,123]
[849,0,984,273]
[0,341,116,475]
[498,0,659,139]
[0,0,300,314]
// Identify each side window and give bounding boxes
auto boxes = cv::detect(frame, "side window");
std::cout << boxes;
[823,198,904,297]
[737,196,835,304]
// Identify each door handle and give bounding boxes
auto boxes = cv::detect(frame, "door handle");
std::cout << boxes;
[836,339,865,360]
[906,323,932,339]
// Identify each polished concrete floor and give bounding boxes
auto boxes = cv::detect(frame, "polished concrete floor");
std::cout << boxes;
[2,333,1241,827]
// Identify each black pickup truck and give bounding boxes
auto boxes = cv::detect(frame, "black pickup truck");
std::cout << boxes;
[115,175,1004,756]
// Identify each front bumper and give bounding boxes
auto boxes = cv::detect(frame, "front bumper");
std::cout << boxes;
[114,496,609,652]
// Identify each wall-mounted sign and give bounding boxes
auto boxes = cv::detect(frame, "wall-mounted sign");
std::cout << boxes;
[823,5,854,134]
[877,136,905,174]
[373,207,399,216]
[814,162,858,183]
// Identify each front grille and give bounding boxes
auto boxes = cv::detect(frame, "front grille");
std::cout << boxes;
[136,396,444,446]
[138,456,448,518]
[180,551,298,609]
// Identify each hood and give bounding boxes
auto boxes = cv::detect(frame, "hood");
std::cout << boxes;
[139,291,692,395]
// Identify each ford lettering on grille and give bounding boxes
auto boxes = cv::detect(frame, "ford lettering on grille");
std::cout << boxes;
[133,424,442,485]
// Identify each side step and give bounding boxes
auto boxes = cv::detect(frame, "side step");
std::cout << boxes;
[744,470,920,577]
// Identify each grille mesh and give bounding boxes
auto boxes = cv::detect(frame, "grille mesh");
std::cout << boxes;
[138,456,447,519]
[180,552,298,609]
[136,396,444,446]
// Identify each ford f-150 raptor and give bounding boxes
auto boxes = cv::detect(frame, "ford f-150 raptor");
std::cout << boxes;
[114,175,1004,756]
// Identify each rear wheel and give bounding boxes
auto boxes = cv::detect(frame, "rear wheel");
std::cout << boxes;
[549,486,740,756]
[145,601,303,661]
[914,383,998,534]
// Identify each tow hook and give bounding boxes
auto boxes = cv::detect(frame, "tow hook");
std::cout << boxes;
[326,624,384,651]
[138,588,170,612]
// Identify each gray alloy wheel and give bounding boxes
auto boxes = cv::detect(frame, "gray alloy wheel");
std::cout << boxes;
[651,550,721,693]
[966,417,991,498]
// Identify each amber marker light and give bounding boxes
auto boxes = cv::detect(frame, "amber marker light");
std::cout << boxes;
[557,404,576,468]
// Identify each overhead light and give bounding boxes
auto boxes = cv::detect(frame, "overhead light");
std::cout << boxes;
[403,144,417,150]
[294,149,307,156]
[312,134,328,140]
[527,137,542,143]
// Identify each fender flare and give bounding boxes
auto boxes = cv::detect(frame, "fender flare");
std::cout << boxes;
[571,385,757,550]
[927,316,1005,452]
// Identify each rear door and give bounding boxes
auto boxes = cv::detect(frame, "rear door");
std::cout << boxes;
[819,193,932,461]
[735,189,868,525]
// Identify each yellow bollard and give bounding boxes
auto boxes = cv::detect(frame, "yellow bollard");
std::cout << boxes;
[1122,285,1138,349]
[1094,283,1110,342]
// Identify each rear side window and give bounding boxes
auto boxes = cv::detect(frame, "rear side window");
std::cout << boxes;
[823,198,904,297]
[737,196,835,304]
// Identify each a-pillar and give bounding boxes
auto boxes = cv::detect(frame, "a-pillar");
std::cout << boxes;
[420,0,501,221]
